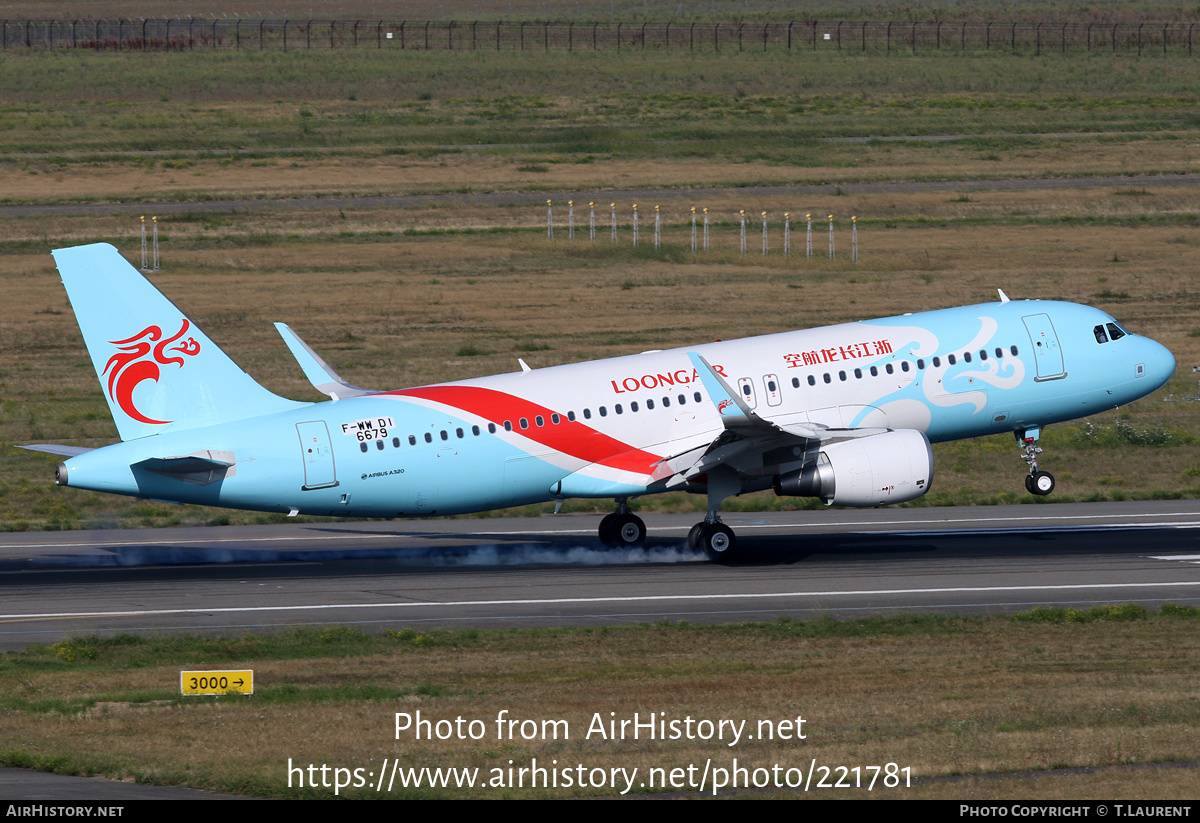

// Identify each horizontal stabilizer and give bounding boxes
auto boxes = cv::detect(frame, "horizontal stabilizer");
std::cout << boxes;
[274,323,377,400]
[19,444,95,457]
[132,450,236,486]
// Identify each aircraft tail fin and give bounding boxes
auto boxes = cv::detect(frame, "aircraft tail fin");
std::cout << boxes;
[51,243,307,441]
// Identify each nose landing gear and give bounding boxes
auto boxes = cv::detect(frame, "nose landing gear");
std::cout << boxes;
[1017,427,1055,496]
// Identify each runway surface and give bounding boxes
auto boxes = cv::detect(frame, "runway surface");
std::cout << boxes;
[2,500,1200,650]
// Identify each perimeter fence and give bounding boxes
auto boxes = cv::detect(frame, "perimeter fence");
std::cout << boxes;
[4,19,1199,56]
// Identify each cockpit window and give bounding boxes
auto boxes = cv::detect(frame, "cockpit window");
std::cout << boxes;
[1094,324,1109,344]
[1106,322,1126,341]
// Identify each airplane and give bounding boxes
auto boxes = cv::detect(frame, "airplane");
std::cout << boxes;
[22,243,1176,561]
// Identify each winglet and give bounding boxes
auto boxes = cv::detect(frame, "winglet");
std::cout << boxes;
[274,323,377,400]
[686,351,758,428]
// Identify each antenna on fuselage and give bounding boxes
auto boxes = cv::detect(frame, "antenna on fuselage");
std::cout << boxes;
[997,289,1011,303]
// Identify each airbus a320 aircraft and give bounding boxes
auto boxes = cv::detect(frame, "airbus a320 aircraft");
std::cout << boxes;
[24,243,1175,560]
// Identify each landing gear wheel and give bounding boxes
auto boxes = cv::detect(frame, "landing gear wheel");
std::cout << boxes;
[598,513,619,546]
[1029,470,1055,496]
[687,523,704,551]
[698,523,737,562]
[1024,474,1035,494]
[599,512,646,547]
[614,513,646,547]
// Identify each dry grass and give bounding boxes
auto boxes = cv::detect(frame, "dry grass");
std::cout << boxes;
[3,615,1197,798]
[2,130,1199,205]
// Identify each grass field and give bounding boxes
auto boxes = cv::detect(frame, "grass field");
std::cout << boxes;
[2,606,1198,799]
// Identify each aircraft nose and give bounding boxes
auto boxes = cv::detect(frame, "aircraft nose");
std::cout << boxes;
[1142,337,1175,389]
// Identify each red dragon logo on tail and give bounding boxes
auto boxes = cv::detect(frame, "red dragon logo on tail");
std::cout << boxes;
[102,320,201,424]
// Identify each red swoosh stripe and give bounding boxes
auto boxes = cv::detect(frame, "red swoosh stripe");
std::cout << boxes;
[384,385,661,474]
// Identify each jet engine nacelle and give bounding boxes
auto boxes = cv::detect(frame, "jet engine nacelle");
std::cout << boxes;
[773,429,934,507]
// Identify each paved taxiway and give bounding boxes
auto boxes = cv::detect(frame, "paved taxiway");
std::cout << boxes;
[2,500,1200,650]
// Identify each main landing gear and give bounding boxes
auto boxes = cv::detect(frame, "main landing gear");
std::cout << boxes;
[598,468,744,561]
[1017,427,1055,496]
[688,518,736,561]
[598,499,646,547]
[687,465,741,562]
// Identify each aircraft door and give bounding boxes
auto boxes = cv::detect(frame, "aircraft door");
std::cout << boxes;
[1022,313,1067,381]
[296,421,339,490]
